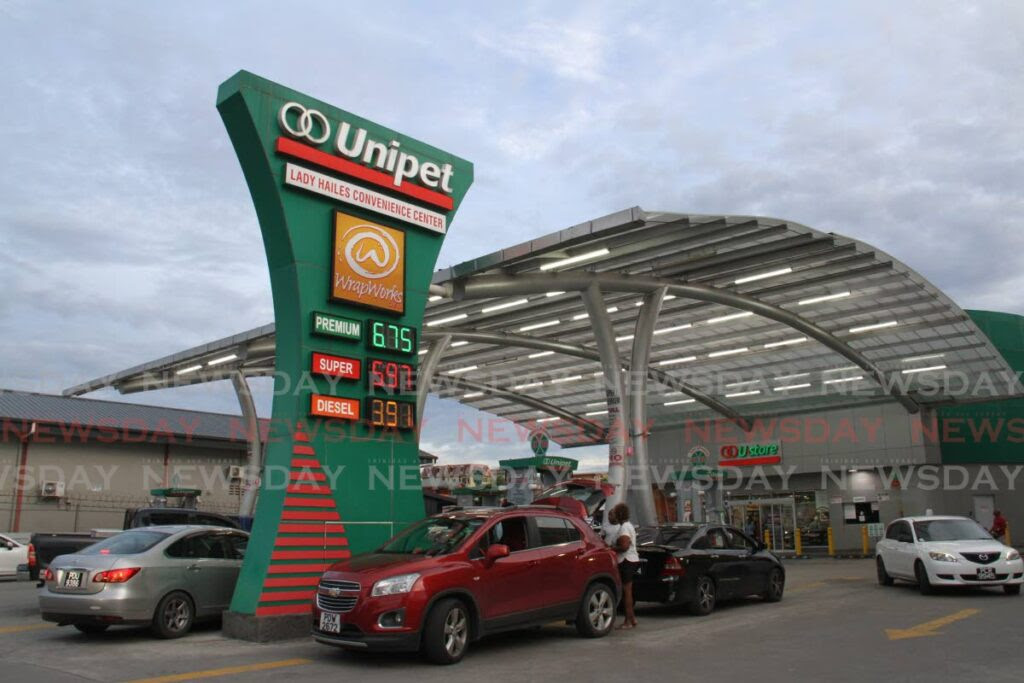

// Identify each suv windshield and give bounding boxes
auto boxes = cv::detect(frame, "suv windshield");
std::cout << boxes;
[80,530,171,555]
[379,517,485,556]
[913,519,993,542]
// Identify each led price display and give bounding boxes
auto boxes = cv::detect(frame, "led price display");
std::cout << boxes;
[366,397,415,430]
[368,319,416,355]
[367,358,415,394]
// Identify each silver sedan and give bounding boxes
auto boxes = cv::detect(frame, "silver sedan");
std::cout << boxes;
[39,525,248,638]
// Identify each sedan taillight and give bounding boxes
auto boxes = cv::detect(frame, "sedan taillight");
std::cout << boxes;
[27,543,37,569]
[661,555,686,577]
[93,568,141,583]
[42,567,54,582]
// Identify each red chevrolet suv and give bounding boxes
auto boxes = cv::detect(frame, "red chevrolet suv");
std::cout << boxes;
[311,506,620,664]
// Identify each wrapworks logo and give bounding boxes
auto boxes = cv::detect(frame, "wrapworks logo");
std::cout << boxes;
[331,211,405,314]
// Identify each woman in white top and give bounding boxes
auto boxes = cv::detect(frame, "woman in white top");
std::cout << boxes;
[607,502,639,629]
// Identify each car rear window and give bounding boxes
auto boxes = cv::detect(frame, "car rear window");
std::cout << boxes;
[646,527,699,548]
[80,530,171,556]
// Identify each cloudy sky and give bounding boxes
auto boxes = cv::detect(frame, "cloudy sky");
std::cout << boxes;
[1,1,1021,469]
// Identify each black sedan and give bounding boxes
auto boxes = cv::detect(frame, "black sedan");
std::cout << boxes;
[633,523,785,615]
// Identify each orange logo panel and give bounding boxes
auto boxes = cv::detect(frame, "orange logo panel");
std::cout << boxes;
[331,212,405,314]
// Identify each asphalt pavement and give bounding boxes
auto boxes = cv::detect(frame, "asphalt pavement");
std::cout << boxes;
[1,560,1021,682]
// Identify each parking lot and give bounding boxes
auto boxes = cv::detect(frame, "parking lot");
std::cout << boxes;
[1,559,1022,682]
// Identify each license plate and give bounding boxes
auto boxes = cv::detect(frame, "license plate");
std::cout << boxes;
[978,567,997,581]
[63,571,83,588]
[319,612,341,634]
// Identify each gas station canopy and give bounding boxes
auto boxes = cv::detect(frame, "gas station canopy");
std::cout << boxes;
[65,207,1021,447]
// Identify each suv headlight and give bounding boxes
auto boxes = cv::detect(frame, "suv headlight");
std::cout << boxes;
[371,573,421,597]
[928,551,958,563]
[1008,549,1021,561]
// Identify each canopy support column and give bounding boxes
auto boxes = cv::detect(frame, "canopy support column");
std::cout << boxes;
[581,283,629,510]
[627,286,666,526]
[417,334,452,428]
[232,371,262,521]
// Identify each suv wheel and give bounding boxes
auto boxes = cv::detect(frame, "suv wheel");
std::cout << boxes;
[762,568,785,602]
[876,556,894,586]
[152,591,195,639]
[575,582,615,637]
[422,598,470,665]
[689,575,716,616]
[914,562,934,595]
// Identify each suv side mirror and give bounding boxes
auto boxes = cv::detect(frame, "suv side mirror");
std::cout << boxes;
[484,544,510,565]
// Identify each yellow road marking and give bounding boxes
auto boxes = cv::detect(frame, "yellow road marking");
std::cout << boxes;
[0,623,54,635]
[885,608,980,640]
[123,658,312,683]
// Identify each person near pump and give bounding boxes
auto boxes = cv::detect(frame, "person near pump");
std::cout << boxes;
[607,502,640,630]
[991,510,1008,540]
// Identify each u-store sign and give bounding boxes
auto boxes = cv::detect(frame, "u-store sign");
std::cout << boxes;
[719,441,782,467]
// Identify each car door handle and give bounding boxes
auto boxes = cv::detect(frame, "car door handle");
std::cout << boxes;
[187,564,202,571]
[710,554,720,559]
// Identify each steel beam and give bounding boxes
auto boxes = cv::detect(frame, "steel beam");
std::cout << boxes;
[442,272,920,413]
[627,287,665,526]
[231,371,263,520]
[417,334,452,428]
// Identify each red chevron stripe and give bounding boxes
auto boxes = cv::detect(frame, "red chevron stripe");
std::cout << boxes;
[286,483,331,494]
[278,523,346,534]
[284,496,335,508]
[267,563,331,574]
[289,471,326,482]
[263,576,321,588]
[282,510,340,521]
[290,458,321,468]
[275,536,349,547]
[260,589,317,603]
[292,444,315,456]
[272,549,351,561]
[293,430,310,442]
[256,603,311,616]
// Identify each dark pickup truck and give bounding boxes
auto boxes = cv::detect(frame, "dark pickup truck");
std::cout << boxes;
[28,507,239,580]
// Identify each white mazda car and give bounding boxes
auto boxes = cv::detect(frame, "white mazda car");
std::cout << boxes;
[876,516,1023,595]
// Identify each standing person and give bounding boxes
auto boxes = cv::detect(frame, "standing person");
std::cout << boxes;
[607,502,640,630]
[991,510,1008,541]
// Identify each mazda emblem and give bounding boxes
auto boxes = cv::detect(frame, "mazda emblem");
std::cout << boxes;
[978,554,989,561]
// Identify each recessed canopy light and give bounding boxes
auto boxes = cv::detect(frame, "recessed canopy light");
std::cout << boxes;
[849,321,898,334]
[775,372,810,381]
[764,337,807,349]
[634,301,643,307]
[539,248,610,271]
[450,341,469,347]
[848,468,859,474]
[586,409,609,416]
[463,392,483,399]
[773,383,812,391]
[735,267,792,284]
[446,365,477,375]
[708,347,748,358]
[707,311,754,325]
[822,376,864,385]
[901,365,947,375]
[658,356,697,366]
[520,319,560,332]
[572,313,589,320]
[726,379,760,388]
[513,381,543,390]
[725,390,760,398]
[587,401,605,406]
[175,364,203,375]
[902,353,945,363]
[654,323,692,335]
[528,351,555,358]
[428,295,443,302]
[664,399,696,406]
[536,417,560,423]
[798,291,850,306]
[418,349,429,356]
[481,298,529,313]
[822,365,860,374]
[664,295,676,301]
[546,291,566,297]
[426,313,468,327]
[616,334,635,342]
[550,375,582,384]
[207,354,238,366]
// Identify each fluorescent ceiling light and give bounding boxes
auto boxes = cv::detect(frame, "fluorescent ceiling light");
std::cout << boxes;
[616,334,635,342]
[764,337,807,349]
[528,351,555,358]
[450,341,469,347]
[849,320,898,334]
[654,323,692,335]
[463,392,483,399]
[634,301,643,307]
[513,381,543,389]
[426,313,468,327]
[725,390,760,398]
[822,365,859,374]
[587,401,605,406]
[175,364,203,375]
[536,417,560,423]
[726,379,760,388]
[735,267,792,284]
[798,291,851,306]
[658,356,697,366]
[446,365,477,375]
[586,409,609,416]
[546,291,565,297]
[773,383,812,391]
[664,295,676,301]
[428,295,443,302]
[418,349,429,356]
[664,399,696,406]
[774,372,810,381]
[207,354,238,366]
[902,353,945,363]
[823,376,864,385]
[539,248,610,271]
[520,319,560,332]
[572,313,589,320]
[707,311,754,324]
[481,298,529,313]
[901,365,948,375]
[708,347,748,358]
[550,375,582,383]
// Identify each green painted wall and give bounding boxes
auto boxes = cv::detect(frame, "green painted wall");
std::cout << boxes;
[939,310,1024,464]
[216,71,472,615]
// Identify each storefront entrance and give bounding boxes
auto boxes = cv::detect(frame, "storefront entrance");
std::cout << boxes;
[729,497,796,552]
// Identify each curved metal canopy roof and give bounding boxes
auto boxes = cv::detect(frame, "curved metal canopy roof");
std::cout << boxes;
[65,207,1022,448]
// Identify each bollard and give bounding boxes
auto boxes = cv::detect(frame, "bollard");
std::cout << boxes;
[827,526,835,556]
[861,525,870,556]
[1007,521,1013,547]
[795,528,803,556]
[763,528,771,549]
